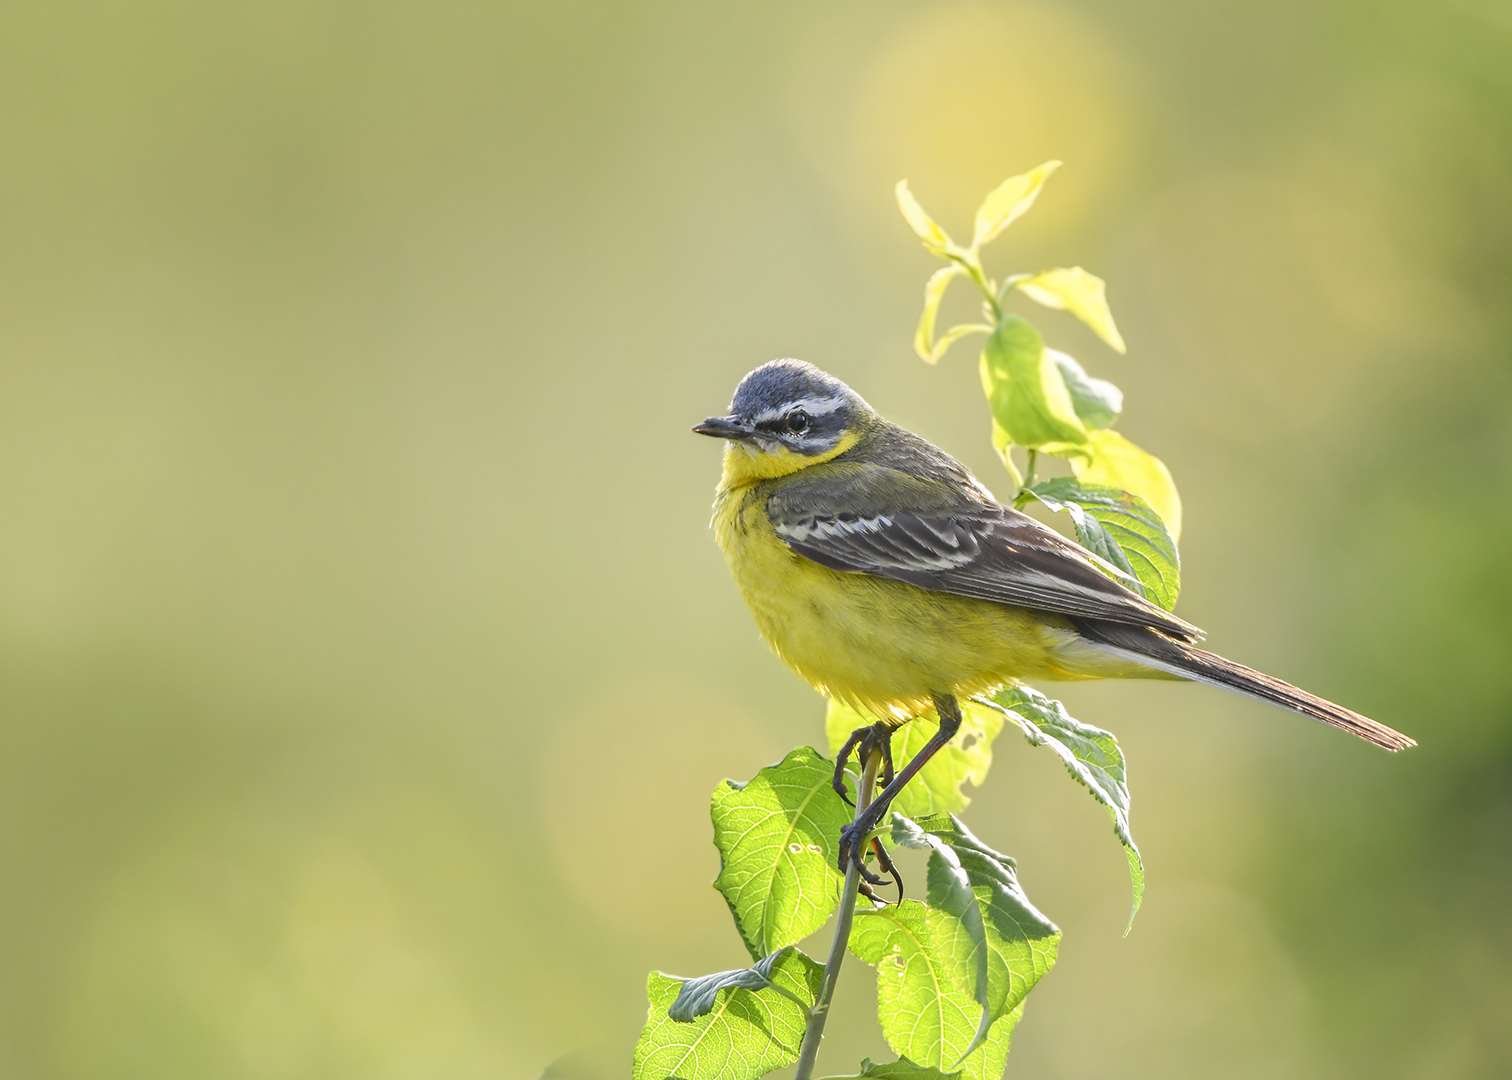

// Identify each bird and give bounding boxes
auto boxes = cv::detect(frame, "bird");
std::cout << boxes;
[694,358,1414,882]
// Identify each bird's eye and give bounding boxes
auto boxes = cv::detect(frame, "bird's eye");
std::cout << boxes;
[786,410,811,435]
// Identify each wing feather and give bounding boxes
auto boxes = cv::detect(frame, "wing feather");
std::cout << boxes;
[766,462,1201,643]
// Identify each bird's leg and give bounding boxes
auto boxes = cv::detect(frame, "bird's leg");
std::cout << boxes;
[831,725,868,807]
[856,837,905,906]
[832,720,895,808]
[836,693,963,878]
[869,837,903,903]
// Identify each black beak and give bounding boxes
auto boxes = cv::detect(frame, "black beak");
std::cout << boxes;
[692,415,755,441]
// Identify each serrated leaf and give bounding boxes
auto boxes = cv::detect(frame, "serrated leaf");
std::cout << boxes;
[1072,428,1183,542]
[896,181,954,257]
[849,902,1023,1080]
[971,161,1060,248]
[712,747,854,959]
[815,1056,964,1080]
[634,950,823,1080]
[668,947,808,1021]
[984,686,1144,930]
[826,700,1004,818]
[1048,349,1122,429]
[892,815,1059,1059]
[1025,477,1180,610]
[1015,266,1126,353]
[1022,482,1144,597]
[979,315,1088,453]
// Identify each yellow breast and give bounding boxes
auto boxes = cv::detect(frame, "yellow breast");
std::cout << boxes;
[711,476,1092,720]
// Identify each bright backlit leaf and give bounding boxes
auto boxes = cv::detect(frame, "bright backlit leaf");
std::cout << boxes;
[981,686,1144,929]
[826,700,1004,819]
[816,1057,963,1080]
[849,901,1023,1080]
[668,947,808,1021]
[915,266,963,362]
[896,181,955,257]
[1015,266,1126,353]
[979,316,1088,453]
[634,949,823,1080]
[892,815,1059,1059]
[1072,428,1183,542]
[972,161,1061,248]
[1048,349,1122,430]
[914,267,991,364]
[712,747,853,959]
[1025,477,1180,611]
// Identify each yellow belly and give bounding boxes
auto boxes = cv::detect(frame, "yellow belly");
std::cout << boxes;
[712,482,1106,720]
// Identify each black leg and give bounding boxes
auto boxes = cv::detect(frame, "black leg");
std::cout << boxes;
[836,693,963,877]
[831,726,868,806]
[878,730,896,789]
[870,836,904,903]
[833,721,895,807]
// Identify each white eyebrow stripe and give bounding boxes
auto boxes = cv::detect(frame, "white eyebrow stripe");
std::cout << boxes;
[750,395,849,424]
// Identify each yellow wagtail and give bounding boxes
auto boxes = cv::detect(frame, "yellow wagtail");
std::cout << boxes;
[694,359,1414,879]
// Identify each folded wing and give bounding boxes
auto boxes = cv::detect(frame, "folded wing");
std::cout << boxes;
[765,462,1202,644]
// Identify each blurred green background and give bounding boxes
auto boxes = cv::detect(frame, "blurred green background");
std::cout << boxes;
[2,0,1509,1076]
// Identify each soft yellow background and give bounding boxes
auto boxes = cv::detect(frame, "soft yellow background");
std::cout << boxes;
[2,1,1509,1077]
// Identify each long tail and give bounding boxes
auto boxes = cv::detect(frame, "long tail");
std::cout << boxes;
[1073,618,1416,751]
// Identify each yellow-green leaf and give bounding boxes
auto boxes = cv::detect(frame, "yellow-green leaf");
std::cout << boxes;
[1048,349,1122,429]
[1015,267,1126,353]
[633,950,823,1080]
[930,324,992,363]
[914,265,986,363]
[1072,429,1183,542]
[978,316,1088,452]
[826,700,1004,819]
[896,181,954,257]
[971,161,1060,248]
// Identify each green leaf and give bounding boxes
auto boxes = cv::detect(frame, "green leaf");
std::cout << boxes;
[1024,477,1180,611]
[711,747,854,959]
[915,266,962,362]
[1021,482,1143,598]
[1014,266,1126,353]
[1072,428,1183,542]
[914,267,990,364]
[668,947,808,1022]
[826,700,1004,818]
[984,686,1144,930]
[971,161,1061,248]
[1048,349,1122,430]
[979,315,1088,453]
[892,815,1059,1059]
[815,1056,963,1080]
[896,181,955,258]
[634,950,824,1080]
[849,902,1024,1080]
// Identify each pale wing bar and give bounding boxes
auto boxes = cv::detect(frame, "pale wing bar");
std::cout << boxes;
[772,504,1202,643]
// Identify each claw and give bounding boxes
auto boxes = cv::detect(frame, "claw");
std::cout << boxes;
[831,726,868,808]
[870,837,904,904]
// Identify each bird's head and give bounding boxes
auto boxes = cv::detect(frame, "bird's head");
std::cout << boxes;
[694,359,875,482]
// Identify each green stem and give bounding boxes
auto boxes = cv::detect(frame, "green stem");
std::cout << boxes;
[792,746,884,1080]
[1021,448,1038,492]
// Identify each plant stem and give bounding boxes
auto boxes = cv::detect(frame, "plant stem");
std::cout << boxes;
[792,746,884,1080]
[1022,448,1038,492]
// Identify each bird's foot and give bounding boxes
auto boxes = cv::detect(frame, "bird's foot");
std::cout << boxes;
[832,721,893,808]
[837,800,893,884]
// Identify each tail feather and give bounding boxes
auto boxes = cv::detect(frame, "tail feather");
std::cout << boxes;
[1075,619,1416,752]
